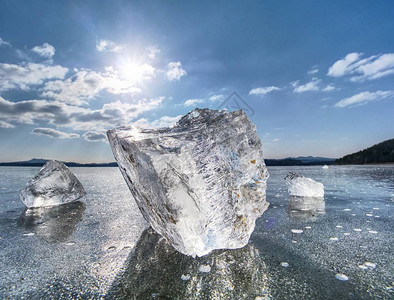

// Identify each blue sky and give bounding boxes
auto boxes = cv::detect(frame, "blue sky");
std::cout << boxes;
[0,0,393,162]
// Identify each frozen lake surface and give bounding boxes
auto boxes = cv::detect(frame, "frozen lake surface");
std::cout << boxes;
[0,165,393,299]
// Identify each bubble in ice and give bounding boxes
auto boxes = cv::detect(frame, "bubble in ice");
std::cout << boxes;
[358,265,368,270]
[198,264,211,273]
[335,273,349,281]
[181,274,191,281]
[364,262,377,269]
[281,262,289,267]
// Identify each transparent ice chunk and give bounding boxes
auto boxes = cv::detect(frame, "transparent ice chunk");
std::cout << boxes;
[19,160,86,208]
[107,108,269,257]
[285,172,324,198]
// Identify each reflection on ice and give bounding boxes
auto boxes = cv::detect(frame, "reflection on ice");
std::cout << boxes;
[17,201,85,243]
[106,228,271,299]
[287,196,325,221]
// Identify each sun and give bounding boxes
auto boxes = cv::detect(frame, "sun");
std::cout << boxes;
[121,61,144,83]
[117,56,155,84]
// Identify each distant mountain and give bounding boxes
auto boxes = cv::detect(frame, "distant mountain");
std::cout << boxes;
[336,138,394,165]
[265,156,336,166]
[0,158,117,167]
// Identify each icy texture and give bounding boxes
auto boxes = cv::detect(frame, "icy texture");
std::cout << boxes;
[285,172,324,198]
[19,160,86,208]
[107,108,269,257]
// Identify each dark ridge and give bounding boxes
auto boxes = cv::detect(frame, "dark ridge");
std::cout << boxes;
[336,138,394,165]
[0,158,118,167]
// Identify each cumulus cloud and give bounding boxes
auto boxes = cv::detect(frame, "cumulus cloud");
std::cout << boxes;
[322,84,336,92]
[31,43,55,58]
[82,131,107,142]
[166,61,187,81]
[0,120,15,128]
[32,127,80,139]
[0,63,68,91]
[0,37,11,47]
[334,90,394,108]
[327,52,362,77]
[308,67,319,75]
[42,67,142,105]
[132,115,182,129]
[184,98,204,107]
[249,86,280,96]
[147,46,160,59]
[293,78,321,93]
[0,96,164,131]
[209,94,224,101]
[328,52,394,81]
[96,39,122,52]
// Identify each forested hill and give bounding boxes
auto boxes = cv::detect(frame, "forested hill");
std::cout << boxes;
[336,138,394,165]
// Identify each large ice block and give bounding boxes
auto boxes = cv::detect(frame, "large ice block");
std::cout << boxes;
[107,108,269,257]
[285,172,324,198]
[19,160,86,208]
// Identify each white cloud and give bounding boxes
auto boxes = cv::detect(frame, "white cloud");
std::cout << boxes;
[0,37,11,47]
[31,43,55,58]
[249,86,280,96]
[147,46,160,59]
[96,39,122,53]
[293,78,321,93]
[0,63,68,91]
[209,94,224,101]
[0,120,15,128]
[0,96,164,132]
[132,115,182,129]
[82,131,107,142]
[308,67,319,75]
[42,68,142,105]
[273,138,280,142]
[32,127,80,139]
[328,52,394,81]
[322,84,336,92]
[334,90,394,108]
[166,61,187,81]
[184,98,204,107]
[327,52,362,77]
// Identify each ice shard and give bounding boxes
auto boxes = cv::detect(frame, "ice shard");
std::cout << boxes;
[285,172,324,198]
[107,108,269,257]
[19,160,86,208]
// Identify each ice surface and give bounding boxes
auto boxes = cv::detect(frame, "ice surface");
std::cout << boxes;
[106,228,271,299]
[107,108,269,257]
[285,172,324,198]
[19,160,86,208]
